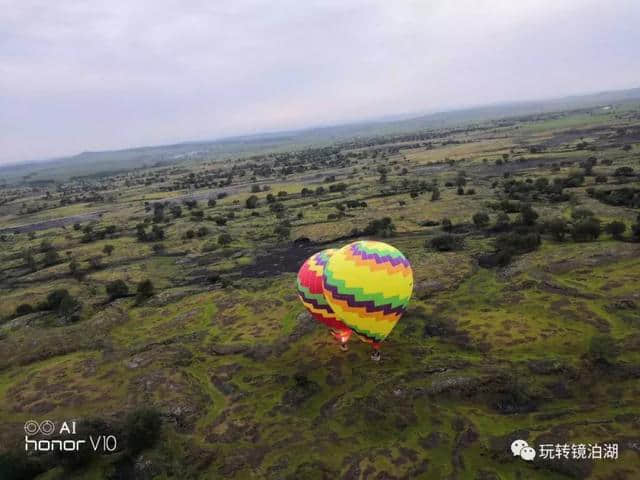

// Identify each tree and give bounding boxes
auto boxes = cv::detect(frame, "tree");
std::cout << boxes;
[197,226,209,237]
[103,244,114,256]
[266,193,276,203]
[251,184,261,193]
[494,212,511,232]
[441,218,453,233]
[136,280,154,302]
[47,289,71,310]
[23,248,37,271]
[124,408,162,455]
[68,260,81,279]
[362,217,396,237]
[430,188,440,201]
[547,218,568,241]
[571,217,601,242]
[43,248,60,266]
[428,234,463,251]
[106,280,129,301]
[519,203,538,226]
[604,221,626,240]
[218,233,232,245]
[59,294,80,321]
[472,212,489,228]
[245,195,259,209]
[207,198,216,208]
[170,205,182,218]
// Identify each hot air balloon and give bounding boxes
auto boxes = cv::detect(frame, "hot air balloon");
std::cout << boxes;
[296,249,353,350]
[322,240,413,361]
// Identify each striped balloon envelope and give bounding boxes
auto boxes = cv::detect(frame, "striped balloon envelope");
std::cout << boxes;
[296,249,353,341]
[322,241,413,344]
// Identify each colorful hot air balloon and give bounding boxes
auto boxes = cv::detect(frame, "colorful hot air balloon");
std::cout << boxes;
[296,249,353,350]
[322,241,413,360]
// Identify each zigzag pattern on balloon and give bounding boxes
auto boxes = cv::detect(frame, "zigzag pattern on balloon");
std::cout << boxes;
[322,280,408,317]
[323,268,410,309]
[349,242,411,268]
[296,284,333,315]
[296,248,352,334]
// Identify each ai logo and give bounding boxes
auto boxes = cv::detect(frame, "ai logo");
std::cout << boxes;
[511,439,536,461]
[24,420,75,436]
[24,420,117,453]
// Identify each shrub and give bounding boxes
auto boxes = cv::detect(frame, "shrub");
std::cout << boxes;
[207,198,216,208]
[604,221,626,239]
[136,280,154,302]
[103,244,114,256]
[59,294,80,320]
[46,289,71,310]
[472,212,489,228]
[251,184,261,193]
[478,250,513,268]
[571,218,601,242]
[430,188,440,201]
[171,205,182,218]
[420,220,440,227]
[218,233,232,245]
[362,217,396,237]
[493,212,511,232]
[588,335,619,364]
[428,234,464,251]
[124,408,162,455]
[546,218,568,241]
[197,226,210,237]
[441,218,453,232]
[518,203,538,226]
[495,231,541,254]
[245,195,259,209]
[274,224,291,239]
[106,280,129,300]
[15,304,34,316]
[43,248,60,266]
[613,166,634,176]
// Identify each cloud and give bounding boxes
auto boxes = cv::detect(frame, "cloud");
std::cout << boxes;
[1,0,639,163]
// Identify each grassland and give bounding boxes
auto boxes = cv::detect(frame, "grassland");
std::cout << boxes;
[1,103,639,479]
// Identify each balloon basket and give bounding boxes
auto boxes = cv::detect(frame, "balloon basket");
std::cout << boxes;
[339,343,349,352]
[371,350,381,362]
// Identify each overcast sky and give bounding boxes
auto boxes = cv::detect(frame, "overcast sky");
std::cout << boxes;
[1,0,639,164]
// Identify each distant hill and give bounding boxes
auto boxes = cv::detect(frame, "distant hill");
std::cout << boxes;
[2,86,639,183]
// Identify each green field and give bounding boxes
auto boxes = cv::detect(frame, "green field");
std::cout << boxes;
[1,103,639,479]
